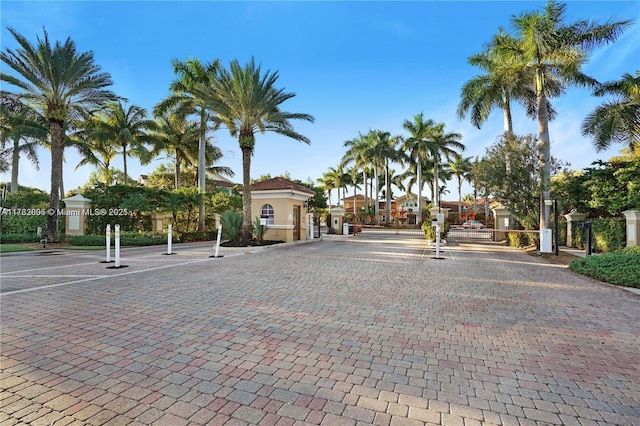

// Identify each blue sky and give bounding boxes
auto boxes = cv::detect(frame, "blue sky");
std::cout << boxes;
[2,1,639,204]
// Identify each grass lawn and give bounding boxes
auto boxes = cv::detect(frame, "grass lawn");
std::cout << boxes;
[0,244,35,254]
[0,242,103,254]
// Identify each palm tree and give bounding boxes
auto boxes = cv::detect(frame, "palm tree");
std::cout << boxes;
[318,168,341,207]
[449,154,473,220]
[0,91,47,193]
[150,110,200,189]
[197,58,314,241]
[383,135,404,223]
[344,165,362,215]
[92,102,156,184]
[342,133,371,214]
[457,29,560,136]
[582,71,640,152]
[1,27,117,240]
[155,58,220,231]
[72,116,120,186]
[426,123,465,210]
[401,113,436,224]
[496,0,631,229]
[365,130,386,225]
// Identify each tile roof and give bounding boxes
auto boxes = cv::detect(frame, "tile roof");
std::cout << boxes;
[247,177,315,195]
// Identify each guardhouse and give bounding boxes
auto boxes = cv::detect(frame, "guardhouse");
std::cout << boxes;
[243,177,315,243]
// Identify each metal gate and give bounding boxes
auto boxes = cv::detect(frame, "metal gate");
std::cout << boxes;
[447,228,493,240]
[356,225,424,237]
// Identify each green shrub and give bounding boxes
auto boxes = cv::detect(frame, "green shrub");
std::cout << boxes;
[621,246,640,255]
[507,231,539,248]
[83,184,166,234]
[421,220,449,240]
[570,218,625,253]
[68,232,166,247]
[180,230,217,242]
[569,253,640,287]
[221,210,242,241]
[0,233,42,243]
[252,217,269,242]
[68,235,107,246]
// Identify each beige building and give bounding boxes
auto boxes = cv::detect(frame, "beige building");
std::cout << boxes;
[244,177,315,243]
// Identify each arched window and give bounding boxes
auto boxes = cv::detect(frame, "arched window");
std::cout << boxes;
[260,204,275,225]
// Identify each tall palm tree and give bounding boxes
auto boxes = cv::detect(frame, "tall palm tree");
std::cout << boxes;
[457,29,560,135]
[365,130,388,225]
[336,166,352,207]
[197,58,314,241]
[496,0,631,229]
[72,115,119,186]
[383,135,404,223]
[92,102,156,184]
[1,27,117,240]
[155,58,220,231]
[151,110,200,189]
[344,165,362,215]
[426,123,465,209]
[342,133,371,214]
[449,154,473,220]
[317,169,339,211]
[401,113,436,224]
[0,91,47,192]
[582,71,640,152]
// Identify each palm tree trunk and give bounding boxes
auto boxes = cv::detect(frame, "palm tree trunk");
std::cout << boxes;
[416,159,422,224]
[48,119,64,241]
[240,142,253,242]
[537,89,551,230]
[434,156,440,211]
[384,160,391,223]
[374,167,380,226]
[363,169,368,214]
[197,108,206,232]
[503,103,516,230]
[11,138,19,193]
[484,190,490,223]
[503,100,513,134]
[175,149,182,189]
[122,144,128,184]
[353,184,358,215]
[457,178,462,221]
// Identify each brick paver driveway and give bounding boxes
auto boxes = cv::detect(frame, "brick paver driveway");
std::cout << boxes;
[1,236,639,425]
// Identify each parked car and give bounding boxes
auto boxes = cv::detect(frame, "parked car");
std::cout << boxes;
[462,220,485,229]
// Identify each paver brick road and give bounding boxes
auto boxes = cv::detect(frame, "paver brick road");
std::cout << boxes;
[1,236,639,425]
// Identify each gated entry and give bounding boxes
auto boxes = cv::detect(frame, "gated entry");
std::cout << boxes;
[447,228,493,239]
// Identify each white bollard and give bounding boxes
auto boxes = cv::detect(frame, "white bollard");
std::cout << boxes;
[106,224,111,263]
[434,223,441,259]
[167,224,173,255]
[214,224,223,258]
[114,224,121,268]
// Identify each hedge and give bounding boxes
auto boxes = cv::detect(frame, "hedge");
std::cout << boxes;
[68,232,166,247]
[569,253,640,287]
[569,218,626,253]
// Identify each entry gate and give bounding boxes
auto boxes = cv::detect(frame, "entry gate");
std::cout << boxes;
[357,225,493,239]
[357,225,424,237]
[447,228,493,240]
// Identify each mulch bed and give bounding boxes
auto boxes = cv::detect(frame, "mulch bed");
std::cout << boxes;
[523,245,580,266]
